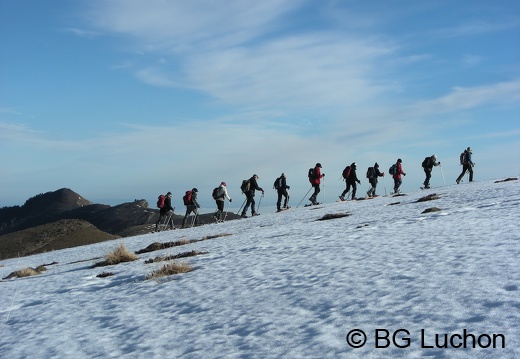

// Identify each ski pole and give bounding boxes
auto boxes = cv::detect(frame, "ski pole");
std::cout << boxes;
[257,192,264,213]
[322,177,325,203]
[297,187,313,207]
[383,175,388,196]
[439,165,446,186]
[223,200,229,222]
[236,198,246,215]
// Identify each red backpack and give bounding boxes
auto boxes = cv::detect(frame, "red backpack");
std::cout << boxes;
[182,190,193,205]
[156,195,166,209]
[342,166,351,180]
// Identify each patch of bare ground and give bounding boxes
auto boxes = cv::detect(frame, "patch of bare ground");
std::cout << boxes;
[422,207,442,214]
[145,261,193,280]
[136,233,232,254]
[3,265,47,279]
[93,244,139,267]
[317,213,351,221]
[96,272,115,278]
[144,250,208,264]
[417,193,440,202]
[495,177,518,183]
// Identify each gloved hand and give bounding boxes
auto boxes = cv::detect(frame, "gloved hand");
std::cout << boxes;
[403,173,407,176]
[323,173,325,177]
[438,162,441,165]
[382,173,385,176]
[357,180,361,184]
[229,198,232,203]
[287,186,290,189]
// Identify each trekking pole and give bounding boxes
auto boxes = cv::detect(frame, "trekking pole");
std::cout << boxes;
[383,175,388,196]
[322,177,325,203]
[439,165,446,186]
[257,192,264,213]
[297,187,313,207]
[236,198,246,215]
[223,200,229,222]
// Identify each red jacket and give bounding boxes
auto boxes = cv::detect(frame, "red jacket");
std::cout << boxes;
[311,166,324,185]
[393,162,405,179]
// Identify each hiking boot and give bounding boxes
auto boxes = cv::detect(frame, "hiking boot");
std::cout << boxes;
[339,196,345,201]
[241,213,247,218]
[252,212,258,216]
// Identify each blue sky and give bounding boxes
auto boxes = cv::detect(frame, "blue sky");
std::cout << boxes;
[1,0,519,209]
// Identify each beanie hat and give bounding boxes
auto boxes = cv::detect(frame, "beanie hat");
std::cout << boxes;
[221,182,226,186]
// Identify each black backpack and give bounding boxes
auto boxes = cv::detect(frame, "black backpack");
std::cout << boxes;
[273,177,281,190]
[240,180,250,193]
[366,167,375,179]
[460,151,466,165]
[212,187,220,200]
[389,164,397,175]
[422,157,429,168]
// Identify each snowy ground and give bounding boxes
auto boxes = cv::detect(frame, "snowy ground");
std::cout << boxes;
[1,179,519,359]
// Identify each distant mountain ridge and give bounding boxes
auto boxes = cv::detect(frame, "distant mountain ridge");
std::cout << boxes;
[0,188,240,260]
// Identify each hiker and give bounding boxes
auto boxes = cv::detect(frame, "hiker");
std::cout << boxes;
[340,162,361,200]
[241,174,264,218]
[182,188,200,228]
[309,163,325,205]
[213,182,232,221]
[456,147,474,184]
[274,173,290,212]
[366,163,384,197]
[155,192,174,231]
[392,158,406,194]
[421,155,441,189]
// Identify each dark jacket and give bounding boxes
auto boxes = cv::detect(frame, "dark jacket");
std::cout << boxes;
[275,177,289,191]
[346,165,359,184]
[160,196,174,214]
[246,176,264,197]
[422,156,440,171]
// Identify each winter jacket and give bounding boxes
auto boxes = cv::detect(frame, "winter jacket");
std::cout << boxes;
[422,156,440,171]
[246,176,264,197]
[216,185,231,202]
[464,150,474,166]
[346,167,359,184]
[160,196,174,214]
[393,162,405,179]
[311,166,324,185]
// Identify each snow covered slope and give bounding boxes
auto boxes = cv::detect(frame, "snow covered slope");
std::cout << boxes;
[1,179,519,358]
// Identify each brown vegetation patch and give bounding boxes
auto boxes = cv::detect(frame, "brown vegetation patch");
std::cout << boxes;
[417,193,440,202]
[421,207,442,214]
[145,261,193,280]
[136,233,232,254]
[96,272,115,278]
[3,265,47,280]
[495,177,518,183]
[388,202,400,206]
[93,244,139,267]
[317,213,351,221]
[144,250,208,264]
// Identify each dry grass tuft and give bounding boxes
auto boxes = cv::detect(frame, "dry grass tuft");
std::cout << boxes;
[421,207,442,214]
[3,265,47,279]
[144,250,208,264]
[94,244,139,267]
[96,272,115,278]
[145,261,193,280]
[417,193,440,202]
[317,213,350,221]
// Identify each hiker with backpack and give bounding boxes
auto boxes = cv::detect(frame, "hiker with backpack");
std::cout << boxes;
[241,174,264,218]
[155,192,174,231]
[456,147,474,184]
[421,155,441,189]
[339,162,360,200]
[213,182,232,221]
[391,158,406,194]
[182,188,200,228]
[274,173,290,212]
[309,163,325,205]
[366,163,384,197]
